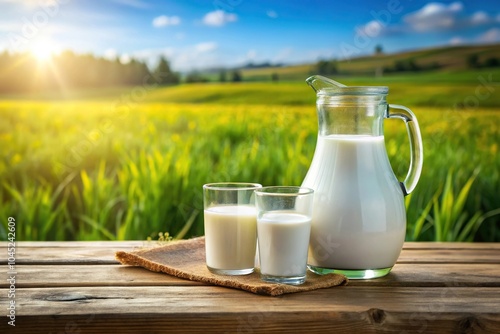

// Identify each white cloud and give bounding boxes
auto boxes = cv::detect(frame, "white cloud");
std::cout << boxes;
[355,1,466,38]
[448,2,464,12]
[153,15,181,28]
[130,43,223,71]
[267,10,278,19]
[129,44,336,72]
[357,1,495,38]
[131,47,175,67]
[120,53,131,64]
[0,0,46,9]
[104,48,117,60]
[234,49,260,65]
[195,42,217,53]
[478,28,500,44]
[403,2,464,32]
[470,11,490,25]
[272,47,293,63]
[203,10,237,27]
[246,49,257,60]
[357,20,386,37]
[110,0,150,9]
[449,36,465,45]
[0,21,20,33]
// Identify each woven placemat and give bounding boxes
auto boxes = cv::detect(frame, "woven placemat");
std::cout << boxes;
[115,237,347,296]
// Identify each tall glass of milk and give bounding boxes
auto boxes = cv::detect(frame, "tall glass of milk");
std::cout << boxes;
[302,75,423,279]
[203,182,262,275]
[255,186,314,285]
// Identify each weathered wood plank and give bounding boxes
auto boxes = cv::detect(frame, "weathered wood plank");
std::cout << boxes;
[2,263,499,289]
[2,286,499,334]
[354,263,500,287]
[1,246,127,264]
[402,242,500,250]
[2,241,500,249]
[8,286,500,314]
[5,264,203,288]
[4,246,499,265]
[397,249,500,264]
[1,241,498,333]
[0,242,179,264]
[5,312,500,334]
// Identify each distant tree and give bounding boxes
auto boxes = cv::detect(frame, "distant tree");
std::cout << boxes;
[316,60,327,74]
[393,58,420,72]
[219,70,227,82]
[185,72,209,83]
[0,51,158,92]
[467,54,479,69]
[231,70,242,82]
[316,60,337,75]
[155,56,170,75]
[428,61,441,70]
[124,59,151,85]
[106,57,122,85]
[394,59,405,72]
[484,57,499,68]
[375,44,383,55]
[153,56,180,85]
[271,72,279,82]
[407,59,419,71]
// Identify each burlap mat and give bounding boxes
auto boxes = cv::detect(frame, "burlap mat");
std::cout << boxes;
[115,236,347,296]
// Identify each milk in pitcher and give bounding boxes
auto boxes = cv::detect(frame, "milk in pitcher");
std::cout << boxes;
[303,135,406,271]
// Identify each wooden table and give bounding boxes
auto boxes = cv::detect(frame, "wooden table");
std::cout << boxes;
[1,241,499,333]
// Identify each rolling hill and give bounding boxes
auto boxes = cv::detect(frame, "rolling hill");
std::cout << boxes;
[239,43,500,81]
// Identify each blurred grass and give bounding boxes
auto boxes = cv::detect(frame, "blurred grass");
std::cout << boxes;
[7,67,500,107]
[0,72,499,241]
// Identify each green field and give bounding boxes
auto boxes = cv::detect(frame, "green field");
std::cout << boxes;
[1,70,499,242]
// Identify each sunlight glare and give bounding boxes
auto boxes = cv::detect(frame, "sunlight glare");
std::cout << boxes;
[31,41,55,62]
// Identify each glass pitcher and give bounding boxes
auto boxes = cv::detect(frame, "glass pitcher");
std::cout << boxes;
[302,75,423,279]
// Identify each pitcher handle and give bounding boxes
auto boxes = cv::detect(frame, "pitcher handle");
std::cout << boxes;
[386,104,423,196]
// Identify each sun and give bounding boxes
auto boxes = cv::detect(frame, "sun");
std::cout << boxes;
[30,41,56,62]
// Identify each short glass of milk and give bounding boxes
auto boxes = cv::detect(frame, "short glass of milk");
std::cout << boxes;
[255,186,314,285]
[203,182,262,275]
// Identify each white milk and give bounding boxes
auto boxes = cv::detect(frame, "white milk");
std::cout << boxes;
[257,212,311,277]
[302,135,406,270]
[204,205,257,271]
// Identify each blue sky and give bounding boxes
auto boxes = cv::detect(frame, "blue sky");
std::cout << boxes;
[0,0,499,71]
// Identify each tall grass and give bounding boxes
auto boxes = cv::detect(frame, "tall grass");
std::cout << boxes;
[406,169,500,241]
[0,94,498,241]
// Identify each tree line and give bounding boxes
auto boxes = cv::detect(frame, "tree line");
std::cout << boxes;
[312,58,441,76]
[0,51,180,93]
[467,53,500,69]
[0,51,253,93]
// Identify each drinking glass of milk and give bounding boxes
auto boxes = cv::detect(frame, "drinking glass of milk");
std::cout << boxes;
[203,182,262,275]
[255,186,314,285]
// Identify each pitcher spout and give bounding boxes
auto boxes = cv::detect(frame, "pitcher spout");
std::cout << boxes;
[306,75,347,93]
